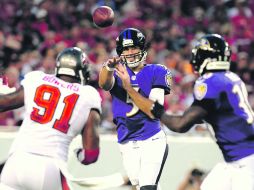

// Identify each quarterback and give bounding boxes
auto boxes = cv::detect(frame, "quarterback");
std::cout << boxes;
[99,28,171,190]
[117,34,254,190]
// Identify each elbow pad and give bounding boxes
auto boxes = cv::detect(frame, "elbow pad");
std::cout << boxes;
[76,148,100,165]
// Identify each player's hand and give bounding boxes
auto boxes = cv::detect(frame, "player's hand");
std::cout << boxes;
[0,76,16,95]
[104,57,122,71]
[74,147,99,165]
[151,101,165,119]
[115,64,131,90]
[74,148,85,162]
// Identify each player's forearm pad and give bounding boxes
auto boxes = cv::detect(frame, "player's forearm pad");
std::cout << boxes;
[76,148,100,165]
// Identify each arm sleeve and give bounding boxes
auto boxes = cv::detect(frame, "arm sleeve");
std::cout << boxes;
[193,78,217,112]
[87,86,102,114]
[153,65,172,95]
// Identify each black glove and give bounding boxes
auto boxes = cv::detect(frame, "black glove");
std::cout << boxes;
[151,101,165,119]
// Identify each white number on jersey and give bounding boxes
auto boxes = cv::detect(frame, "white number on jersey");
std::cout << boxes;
[126,87,140,117]
[232,82,254,124]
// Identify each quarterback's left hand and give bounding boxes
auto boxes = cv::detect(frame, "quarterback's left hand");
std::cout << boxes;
[115,64,131,90]
[0,77,16,95]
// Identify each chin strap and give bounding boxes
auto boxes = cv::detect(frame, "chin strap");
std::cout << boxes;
[124,51,147,68]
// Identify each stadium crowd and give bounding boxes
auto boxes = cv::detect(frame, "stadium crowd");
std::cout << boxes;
[0,0,254,132]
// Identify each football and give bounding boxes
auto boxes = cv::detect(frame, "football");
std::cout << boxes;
[92,6,114,28]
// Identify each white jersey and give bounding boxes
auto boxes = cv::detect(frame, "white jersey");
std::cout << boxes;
[9,71,101,161]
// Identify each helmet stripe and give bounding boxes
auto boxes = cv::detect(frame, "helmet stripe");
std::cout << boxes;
[128,30,131,39]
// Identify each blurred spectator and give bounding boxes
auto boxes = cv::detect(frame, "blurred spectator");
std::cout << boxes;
[0,110,15,127]
[4,65,20,88]
[0,0,254,132]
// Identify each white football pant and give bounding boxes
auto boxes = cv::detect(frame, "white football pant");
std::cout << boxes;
[0,151,71,190]
[119,130,168,189]
[201,154,254,190]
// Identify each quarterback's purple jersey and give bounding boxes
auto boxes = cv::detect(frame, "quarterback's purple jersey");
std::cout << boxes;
[193,71,254,162]
[110,64,171,143]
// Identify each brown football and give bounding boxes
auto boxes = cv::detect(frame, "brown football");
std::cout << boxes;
[92,6,114,28]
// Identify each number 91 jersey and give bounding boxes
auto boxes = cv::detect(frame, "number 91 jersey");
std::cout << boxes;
[9,71,101,161]
[193,71,254,162]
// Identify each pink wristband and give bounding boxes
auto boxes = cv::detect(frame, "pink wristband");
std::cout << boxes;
[82,148,100,165]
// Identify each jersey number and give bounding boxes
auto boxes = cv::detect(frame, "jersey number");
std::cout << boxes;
[126,87,139,117]
[232,83,254,124]
[30,85,79,133]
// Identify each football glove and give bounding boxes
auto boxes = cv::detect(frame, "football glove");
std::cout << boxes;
[151,101,165,119]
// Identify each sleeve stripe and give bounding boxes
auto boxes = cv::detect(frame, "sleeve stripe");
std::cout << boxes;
[152,85,171,94]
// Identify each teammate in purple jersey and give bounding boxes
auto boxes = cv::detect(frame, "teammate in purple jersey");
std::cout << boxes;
[99,28,171,190]
[117,33,254,190]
